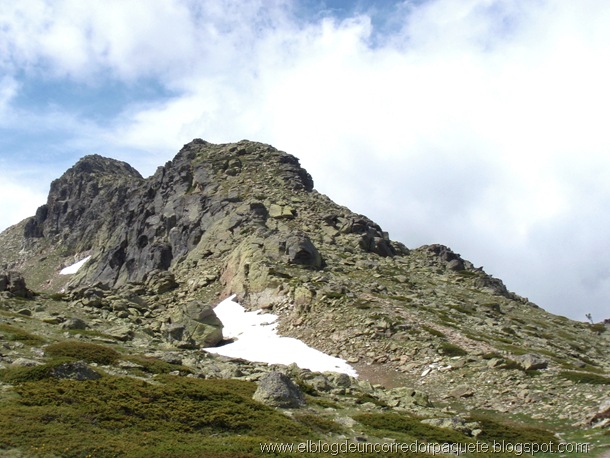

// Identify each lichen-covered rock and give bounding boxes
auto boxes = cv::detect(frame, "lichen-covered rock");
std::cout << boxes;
[381,387,432,408]
[517,353,548,371]
[164,301,223,348]
[253,371,305,408]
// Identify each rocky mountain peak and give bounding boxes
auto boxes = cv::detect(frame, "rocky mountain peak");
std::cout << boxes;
[1,139,610,455]
[14,140,392,293]
[62,154,143,179]
[23,154,143,247]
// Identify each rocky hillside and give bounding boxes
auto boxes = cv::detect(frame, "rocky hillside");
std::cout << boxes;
[1,139,609,457]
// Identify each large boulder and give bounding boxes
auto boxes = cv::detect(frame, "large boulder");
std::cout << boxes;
[253,371,305,408]
[164,301,223,348]
[283,233,322,268]
[517,353,548,371]
[0,271,32,298]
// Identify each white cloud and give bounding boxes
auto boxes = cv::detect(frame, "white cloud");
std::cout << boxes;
[2,0,610,320]
[0,76,19,118]
[0,176,47,233]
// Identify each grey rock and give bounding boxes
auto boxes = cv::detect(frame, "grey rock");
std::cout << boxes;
[449,386,475,398]
[11,358,44,367]
[253,371,305,408]
[383,387,432,408]
[61,317,88,330]
[283,233,322,268]
[50,361,102,380]
[517,353,548,371]
[107,325,134,341]
[145,270,178,294]
[0,271,32,298]
[487,358,505,368]
[269,204,295,219]
[164,301,223,348]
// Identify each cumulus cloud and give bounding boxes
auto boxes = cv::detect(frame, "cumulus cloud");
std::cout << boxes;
[0,175,47,233]
[1,0,610,320]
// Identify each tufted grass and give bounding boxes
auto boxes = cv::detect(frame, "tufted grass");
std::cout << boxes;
[558,371,610,385]
[0,323,45,345]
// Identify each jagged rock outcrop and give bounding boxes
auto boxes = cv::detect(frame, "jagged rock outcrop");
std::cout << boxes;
[0,271,32,298]
[5,140,407,309]
[23,155,143,250]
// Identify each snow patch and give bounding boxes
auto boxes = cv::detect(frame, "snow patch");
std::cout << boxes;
[204,295,357,377]
[60,256,91,275]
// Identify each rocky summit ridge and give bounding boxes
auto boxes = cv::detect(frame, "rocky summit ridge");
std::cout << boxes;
[1,139,610,457]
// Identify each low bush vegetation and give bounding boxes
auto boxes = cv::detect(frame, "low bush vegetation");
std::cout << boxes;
[422,325,445,338]
[0,375,311,457]
[125,355,192,375]
[45,341,121,365]
[558,371,610,385]
[0,323,45,345]
[353,412,470,444]
[0,358,90,384]
[438,342,467,357]
[292,413,344,434]
[468,412,557,445]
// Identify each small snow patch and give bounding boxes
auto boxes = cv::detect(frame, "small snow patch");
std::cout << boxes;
[60,256,91,275]
[204,295,357,377]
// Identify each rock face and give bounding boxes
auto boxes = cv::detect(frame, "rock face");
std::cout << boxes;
[4,140,409,309]
[252,371,305,408]
[23,155,143,249]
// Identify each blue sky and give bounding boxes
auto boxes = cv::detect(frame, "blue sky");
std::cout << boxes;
[1,0,610,321]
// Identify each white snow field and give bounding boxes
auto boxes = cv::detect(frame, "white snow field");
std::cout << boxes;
[204,295,357,377]
[59,256,91,275]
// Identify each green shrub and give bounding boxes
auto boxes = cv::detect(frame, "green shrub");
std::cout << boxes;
[0,375,310,456]
[468,412,557,445]
[0,358,87,384]
[481,352,502,360]
[293,412,344,434]
[45,341,120,365]
[456,270,477,277]
[353,412,470,444]
[501,326,516,335]
[422,325,445,338]
[558,371,610,385]
[439,342,467,357]
[590,323,606,334]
